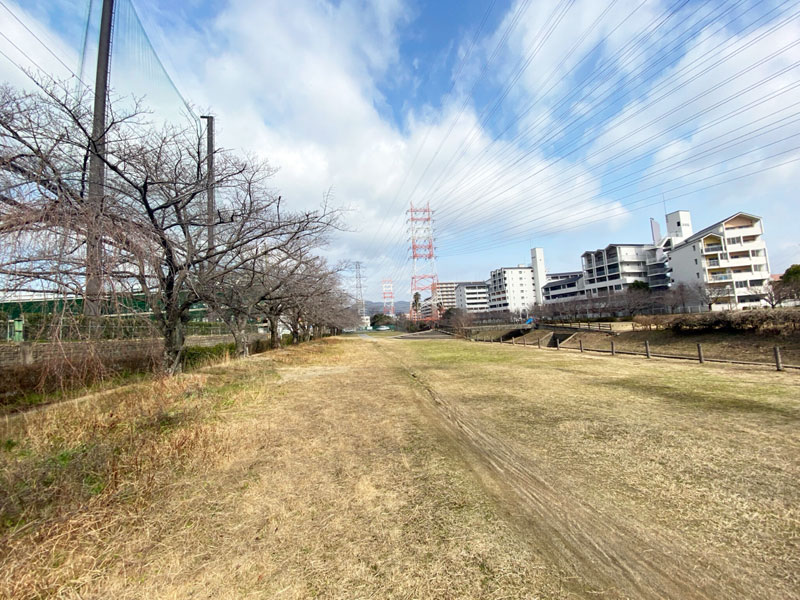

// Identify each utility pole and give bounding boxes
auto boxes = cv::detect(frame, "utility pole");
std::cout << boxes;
[84,0,115,316]
[200,115,215,258]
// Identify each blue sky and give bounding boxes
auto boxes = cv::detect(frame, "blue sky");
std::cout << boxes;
[2,0,799,301]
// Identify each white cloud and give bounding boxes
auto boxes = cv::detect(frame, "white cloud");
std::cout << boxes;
[3,0,799,299]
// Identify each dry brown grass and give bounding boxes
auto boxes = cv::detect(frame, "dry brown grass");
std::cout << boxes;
[1,339,572,599]
[563,328,800,365]
[4,336,797,598]
[383,339,800,598]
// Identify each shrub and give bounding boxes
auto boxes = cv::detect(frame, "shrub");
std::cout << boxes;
[668,308,800,335]
[182,342,235,369]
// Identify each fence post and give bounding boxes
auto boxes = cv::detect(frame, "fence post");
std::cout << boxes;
[556,338,560,350]
[523,337,527,346]
[774,346,784,372]
[512,337,515,345]
[579,339,584,353]
[645,340,651,359]
[537,337,541,349]
[697,343,704,364]
[611,340,616,356]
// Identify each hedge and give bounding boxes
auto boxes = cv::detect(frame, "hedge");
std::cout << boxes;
[662,308,800,334]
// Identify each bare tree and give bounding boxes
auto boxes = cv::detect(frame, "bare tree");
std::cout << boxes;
[690,282,733,312]
[0,80,342,374]
[759,279,792,308]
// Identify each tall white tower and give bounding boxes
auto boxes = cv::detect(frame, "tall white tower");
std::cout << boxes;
[530,247,547,306]
[666,210,693,241]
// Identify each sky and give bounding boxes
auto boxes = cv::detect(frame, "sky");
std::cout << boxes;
[2,0,799,301]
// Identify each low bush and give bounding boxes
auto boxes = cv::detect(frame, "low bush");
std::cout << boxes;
[182,342,236,369]
[668,308,800,335]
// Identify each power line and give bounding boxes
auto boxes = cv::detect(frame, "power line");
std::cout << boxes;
[0,0,88,85]
[431,0,797,228]
[365,0,746,280]
[431,12,800,244]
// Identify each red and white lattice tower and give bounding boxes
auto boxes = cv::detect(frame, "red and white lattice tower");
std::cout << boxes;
[408,202,439,322]
[381,279,395,316]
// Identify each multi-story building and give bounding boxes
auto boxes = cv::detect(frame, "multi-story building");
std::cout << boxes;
[542,272,586,303]
[668,212,770,310]
[581,210,695,298]
[488,265,536,314]
[581,244,651,297]
[419,297,433,320]
[433,281,459,311]
[530,248,584,306]
[645,210,693,290]
[454,282,489,313]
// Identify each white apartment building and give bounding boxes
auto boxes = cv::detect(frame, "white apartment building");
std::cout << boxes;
[433,281,459,311]
[454,282,489,313]
[542,272,586,303]
[578,210,694,297]
[669,212,770,310]
[581,244,651,297]
[488,265,536,314]
[530,247,584,306]
[645,210,693,290]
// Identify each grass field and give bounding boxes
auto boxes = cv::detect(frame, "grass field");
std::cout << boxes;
[1,337,798,598]
[563,328,800,365]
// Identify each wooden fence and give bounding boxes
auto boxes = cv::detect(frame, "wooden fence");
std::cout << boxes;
[472,335,796,372]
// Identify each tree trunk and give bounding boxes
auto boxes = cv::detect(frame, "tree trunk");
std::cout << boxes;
[233,321,250,357]
[268,315,280,349]
[162,318,184,375]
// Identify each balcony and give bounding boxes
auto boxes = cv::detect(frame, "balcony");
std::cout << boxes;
[703,244,724,253]
[706,259,720,267]
[709,274,733,282]
[724,225,761,237]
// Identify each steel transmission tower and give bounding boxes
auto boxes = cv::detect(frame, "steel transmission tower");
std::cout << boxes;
[381,279,395,316]
[354,261,367,326]
[408,202,439,322]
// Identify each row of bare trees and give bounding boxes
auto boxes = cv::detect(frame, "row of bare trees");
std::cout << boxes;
[534,277,800,322]
[534,282,725,321]
[0,79,358,374]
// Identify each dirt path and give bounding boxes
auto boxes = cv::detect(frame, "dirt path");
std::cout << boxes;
[375,339,766,599]
[4,337,795,598]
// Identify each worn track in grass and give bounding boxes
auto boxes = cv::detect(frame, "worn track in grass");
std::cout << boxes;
[377,337,782,599]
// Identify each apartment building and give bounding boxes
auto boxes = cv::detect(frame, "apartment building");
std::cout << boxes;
[454,282,490,313]
[669,212,770,310]
[645,210,693,290]
[581,244,651,297]
[488,265,536,314]
[580,210,696,298]
[433,281,459,311]
[542,272,586,303]
[530,247,584,305]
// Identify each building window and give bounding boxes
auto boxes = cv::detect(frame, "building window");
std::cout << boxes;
[694,258,698,265]
[735,281,748,288]
[696,273,700,278]
[692,245,696,251]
